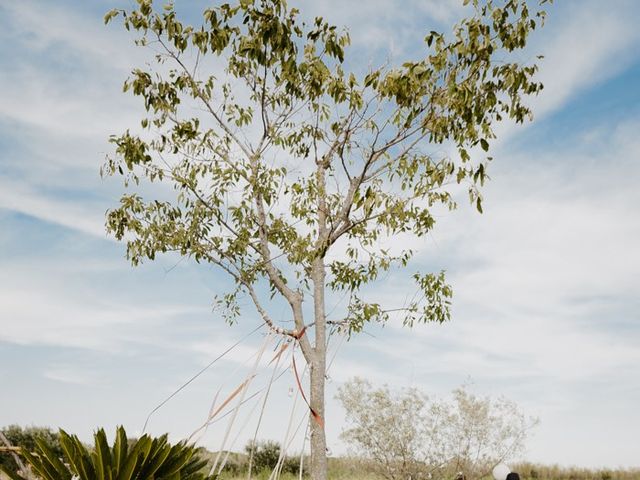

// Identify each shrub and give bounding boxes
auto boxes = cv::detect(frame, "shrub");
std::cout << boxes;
[244,440,303,476]
[0,426,214,480]
[0,425,62,478]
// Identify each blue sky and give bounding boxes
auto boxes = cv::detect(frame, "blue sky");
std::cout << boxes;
[1,0,639,470]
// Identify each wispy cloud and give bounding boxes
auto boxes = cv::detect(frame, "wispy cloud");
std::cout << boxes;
[295,0,465,55]
[531,2,640,118]
[0,2,142,237]
[492,0,640,145]
[0,1,138,70]
[42,365,104,387]
[0,260,210,353]
[0,179,108,238]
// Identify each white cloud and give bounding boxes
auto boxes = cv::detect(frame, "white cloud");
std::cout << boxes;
[0,285,198,352]
[0,2,147,138]
[492,1,640,145]
[0,2,144,237]
[0,1,138,70]
[0,260,209,352]
[43,365,104,387]
[0,178,108,238]
[0,64,137,140]
[532,3,640,118]
[295,0,464,54]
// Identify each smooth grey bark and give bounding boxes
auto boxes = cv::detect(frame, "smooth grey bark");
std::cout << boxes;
[309,157,329,480]
[309,354,327,480]
[309,255,328,480]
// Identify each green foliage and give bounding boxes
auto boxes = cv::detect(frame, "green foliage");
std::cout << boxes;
[244,440,303,476]
[102,0,549,337]
[0,425,62,478]
[245,440,280,473]
[0,426,213,480]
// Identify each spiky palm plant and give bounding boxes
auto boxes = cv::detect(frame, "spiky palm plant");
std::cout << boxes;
[0,426,213,480]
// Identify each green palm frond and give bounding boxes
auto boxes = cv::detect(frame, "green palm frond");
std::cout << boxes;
[0,426,213,480]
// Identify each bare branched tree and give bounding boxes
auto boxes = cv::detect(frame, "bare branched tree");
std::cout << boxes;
[337,378,538,480]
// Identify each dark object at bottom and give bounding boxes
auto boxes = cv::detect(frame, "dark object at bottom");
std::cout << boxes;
[506,473,521,480]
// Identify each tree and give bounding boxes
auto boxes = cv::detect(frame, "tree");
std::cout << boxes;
[244,439,302,476]
[336,379,426,480]
[245,439,281,474]
[337,378,537,480]
[1,426,214,480]
[102,1,549,479]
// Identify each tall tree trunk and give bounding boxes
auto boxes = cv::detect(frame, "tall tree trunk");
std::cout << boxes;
[309,353,327,480]
[308,140,330,480]
[310,254,327,480]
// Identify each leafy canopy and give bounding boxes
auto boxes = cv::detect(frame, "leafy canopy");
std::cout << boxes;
[103,0,547,335]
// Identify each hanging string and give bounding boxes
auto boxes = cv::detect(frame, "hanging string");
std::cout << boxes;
[247,338,292,480]
[209,333,274,477]
[215,391,263,477]
[298,420,310,480]
[201,365,290,427]
[269,357,308,480]
[142,322,264,433]
[190,338,267,444]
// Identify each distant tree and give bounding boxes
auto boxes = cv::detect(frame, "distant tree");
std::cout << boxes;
[244,439,303,476]
[0,426,61,478]
[103,1,549,479]
[337,379,425,480]
[245,439,281,474]
[337,378,537,480]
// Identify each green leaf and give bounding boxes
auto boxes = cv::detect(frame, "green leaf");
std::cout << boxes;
[116,436,151,480]
[34,437,72,480]
[104,9,119,24]
[58,431,95,480]
[136,436,172,479]
[112,426,128,475]
[94,428,112,480]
